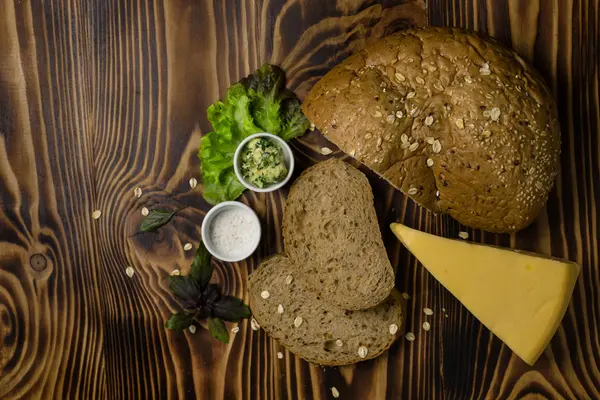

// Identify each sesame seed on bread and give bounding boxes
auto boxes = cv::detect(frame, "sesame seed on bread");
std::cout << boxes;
[302,27,561,233]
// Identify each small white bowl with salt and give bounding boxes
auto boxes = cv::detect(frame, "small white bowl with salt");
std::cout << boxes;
[201,201,261,262]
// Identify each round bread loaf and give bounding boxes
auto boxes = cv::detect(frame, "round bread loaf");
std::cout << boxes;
[302,27,561,233]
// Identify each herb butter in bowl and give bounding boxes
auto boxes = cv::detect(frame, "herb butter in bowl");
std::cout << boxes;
[201,201,261,262]
[234,133,294,193]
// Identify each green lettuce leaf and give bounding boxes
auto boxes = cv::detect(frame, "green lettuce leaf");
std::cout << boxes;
[279,97,310,141]
[199,64,309,204]
[244,64,285,135]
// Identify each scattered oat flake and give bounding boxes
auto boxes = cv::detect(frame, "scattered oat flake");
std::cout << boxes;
[389,324,399,335]
[336,339,344,347]
[455,118,465,129]
[423,308,434,316]
[231,326,240,334]
[349,149,356,157]
[406,92,416,99]
[285,275,293,285]
[386,114,395,123]
[416,76,425,85]
[277,304,284,314]
[434,82,444,91]
[422,322,431,331]
[427,158,434,167]
[373,111,383,118]
[436,190,440,197]
[277,352,284,359]
[458,231,469,240]
[402,292,411,300]
[410,108,421,117]
[188,325,196,334]
[445,314,449,318]
[358,346,368,359]
[141,207,149,216]
[401,134,409,143]
[183,243,193,251]
[442,308,446,312]
[134,187,142,198]
[425,116,434,126]
[251,318,260,331]
[490,107,501,121]
[405,332,416,341]
[395,72,406,82]
[464,75,473,84]
[426,137,435,144]
[409,142,419,152]
[261,290,270,299]
[92,210,102,220]
[294,316,303,327]
[482,130,492,138]
[407,187,419,195]
[170,269,181,276]
[396,110,404,118]
[189,177,198,189]
[125,266,135,277]
[401,142,411,149]
[432,140,442,153]
[331,387,340,398]
[321,147,333,155]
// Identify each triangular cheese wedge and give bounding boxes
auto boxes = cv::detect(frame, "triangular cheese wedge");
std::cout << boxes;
[390,223,580,365]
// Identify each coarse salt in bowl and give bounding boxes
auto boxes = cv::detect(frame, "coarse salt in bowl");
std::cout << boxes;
[201,201,261,262]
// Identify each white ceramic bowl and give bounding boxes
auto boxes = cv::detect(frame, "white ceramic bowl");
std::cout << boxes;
[201,201,261,262]
[233,133,295,193]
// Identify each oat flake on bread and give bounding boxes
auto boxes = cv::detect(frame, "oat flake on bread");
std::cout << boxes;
[302,27,561,233]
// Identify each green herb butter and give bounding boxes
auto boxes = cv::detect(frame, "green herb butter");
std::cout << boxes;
[241,138,288,188]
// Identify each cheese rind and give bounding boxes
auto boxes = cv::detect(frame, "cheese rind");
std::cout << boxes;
[390,223,580,365]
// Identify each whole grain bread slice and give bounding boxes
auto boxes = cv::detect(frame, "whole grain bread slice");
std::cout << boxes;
[248,254,405,366]
[282,158,395,310]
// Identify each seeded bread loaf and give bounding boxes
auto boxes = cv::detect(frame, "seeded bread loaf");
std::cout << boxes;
[302,27,561,233]
[282,159,395,310]
[248,254,405,366]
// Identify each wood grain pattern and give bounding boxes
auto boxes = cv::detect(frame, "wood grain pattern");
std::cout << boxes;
[0,0,598,399]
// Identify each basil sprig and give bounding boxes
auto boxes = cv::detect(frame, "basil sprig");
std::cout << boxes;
[165,243,251,343]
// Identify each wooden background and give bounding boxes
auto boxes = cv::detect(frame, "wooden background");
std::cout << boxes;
[0,0,599,399]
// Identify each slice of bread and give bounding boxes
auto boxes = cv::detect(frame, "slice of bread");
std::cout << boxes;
[283,158,395,310]
[248,254,405,366]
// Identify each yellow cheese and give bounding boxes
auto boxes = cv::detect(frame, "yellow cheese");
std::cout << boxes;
[390,223,580,365]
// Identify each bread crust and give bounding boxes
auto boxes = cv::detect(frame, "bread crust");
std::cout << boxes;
[303,27,561,233]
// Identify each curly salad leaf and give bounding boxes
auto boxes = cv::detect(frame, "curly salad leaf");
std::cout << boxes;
[199,64,309,204]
